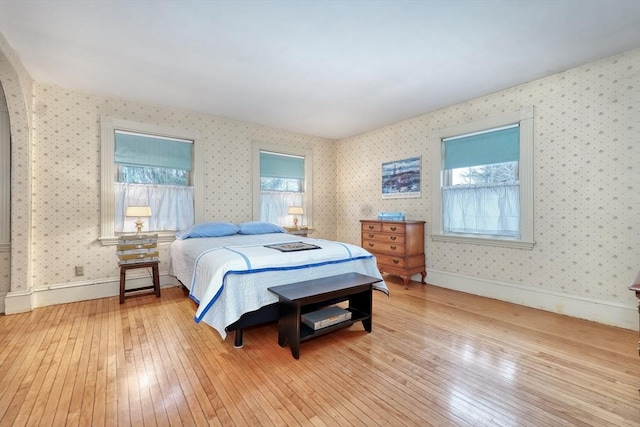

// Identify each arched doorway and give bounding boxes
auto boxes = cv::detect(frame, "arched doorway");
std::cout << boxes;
[0,82,9,303]
[0,37,33,313]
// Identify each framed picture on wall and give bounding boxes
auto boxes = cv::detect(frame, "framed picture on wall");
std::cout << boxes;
[381,156,421,199]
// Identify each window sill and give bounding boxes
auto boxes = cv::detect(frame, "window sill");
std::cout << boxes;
[431,233,535,250]
[99,232,176,246]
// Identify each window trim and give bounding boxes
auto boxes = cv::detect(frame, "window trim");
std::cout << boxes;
[430,107,535,249]
[100,117,204,245]
[252,141,313,228]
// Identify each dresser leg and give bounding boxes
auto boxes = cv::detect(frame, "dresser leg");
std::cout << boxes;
[421,271,427,284]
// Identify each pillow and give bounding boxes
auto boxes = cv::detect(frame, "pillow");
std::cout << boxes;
[237,221,286,235]
[175,222,240,239]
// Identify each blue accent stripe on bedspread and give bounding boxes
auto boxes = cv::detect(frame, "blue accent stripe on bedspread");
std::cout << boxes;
[192,255,374,323]
[190,246,251,298]
[225,247,252,269]
[336,242,353,257]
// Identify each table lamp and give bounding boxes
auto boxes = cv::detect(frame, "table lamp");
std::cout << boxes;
[287,206,304,229]
[125,206,152,235]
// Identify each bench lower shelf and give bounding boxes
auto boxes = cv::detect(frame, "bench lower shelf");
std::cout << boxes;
[299,308,369,341]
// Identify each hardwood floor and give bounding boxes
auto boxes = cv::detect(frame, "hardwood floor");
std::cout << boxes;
[0,277,638,426]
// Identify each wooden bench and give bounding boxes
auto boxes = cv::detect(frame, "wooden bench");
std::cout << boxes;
[268,272,381,359]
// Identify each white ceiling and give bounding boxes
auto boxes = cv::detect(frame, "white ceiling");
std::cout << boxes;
[0,0,639,139]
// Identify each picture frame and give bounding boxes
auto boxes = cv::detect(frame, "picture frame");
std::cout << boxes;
[381,156,421,199]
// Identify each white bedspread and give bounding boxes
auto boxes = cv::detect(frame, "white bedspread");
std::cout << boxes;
[169,233,388,339]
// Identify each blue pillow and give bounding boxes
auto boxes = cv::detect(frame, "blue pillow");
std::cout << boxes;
[238,221,286,235]
[175,222,240,239]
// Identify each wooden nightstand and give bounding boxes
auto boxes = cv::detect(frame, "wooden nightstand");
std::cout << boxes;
[119,261,161,304]
[285,227,311,237]
[117,234,160,304]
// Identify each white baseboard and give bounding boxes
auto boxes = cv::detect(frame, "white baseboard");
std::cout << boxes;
[5,269,636,332]
[3,273,181,314]
[4,289,32,314]
[424,269,638,331]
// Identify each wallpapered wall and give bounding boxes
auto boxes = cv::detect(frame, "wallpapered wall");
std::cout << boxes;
[7,84,335,290]
[0,43,637,316]
[337,49,639,307]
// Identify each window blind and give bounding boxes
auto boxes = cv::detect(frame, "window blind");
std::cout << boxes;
[260,151,304,179]
[443,125,519,170]
[115,130,193,171]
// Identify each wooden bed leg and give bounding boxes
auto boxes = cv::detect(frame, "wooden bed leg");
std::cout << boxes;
[233,329,244,348]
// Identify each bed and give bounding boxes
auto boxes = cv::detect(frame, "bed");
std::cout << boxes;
[168,222,389,346]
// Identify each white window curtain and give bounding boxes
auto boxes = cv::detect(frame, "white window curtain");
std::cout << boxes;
[115,182,194,233]
[260,190,304,227]
[442,182,520,237]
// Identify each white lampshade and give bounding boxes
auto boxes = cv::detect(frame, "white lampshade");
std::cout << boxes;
[126,206,152,217]
[287,206,304,215]
[287,206,304,229]
[126,206,152,234]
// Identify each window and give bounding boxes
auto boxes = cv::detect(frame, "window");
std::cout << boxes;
[114,130,194,234]
[100,118,204,245]
[115,130,191,186]
[252,142,313,228]
[431,107,534,249]
[442,125,520,237]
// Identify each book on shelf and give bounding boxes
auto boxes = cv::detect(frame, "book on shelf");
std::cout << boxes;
[301,306,352,330]
[116,247,157,256]
[117,242,157,251]
[118,234,158,245]
[117,251,160,261]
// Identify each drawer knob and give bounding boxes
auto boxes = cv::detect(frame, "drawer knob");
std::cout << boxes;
[368,225,374,229]
[369,234,374,238]
[390,226,397,231]
[390,236,396,241]
[392,259,399,264]
[368,243,374,247]
[390,246,397,251]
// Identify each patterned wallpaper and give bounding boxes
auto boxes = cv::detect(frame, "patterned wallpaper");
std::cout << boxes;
[0,40,637,315]
[337,49,639,306]
[11,84,335,288]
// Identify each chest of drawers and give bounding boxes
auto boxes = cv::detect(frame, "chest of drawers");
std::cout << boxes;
[360,220,426,289]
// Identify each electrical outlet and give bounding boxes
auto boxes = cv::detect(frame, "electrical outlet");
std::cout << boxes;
[75,265,84,276]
